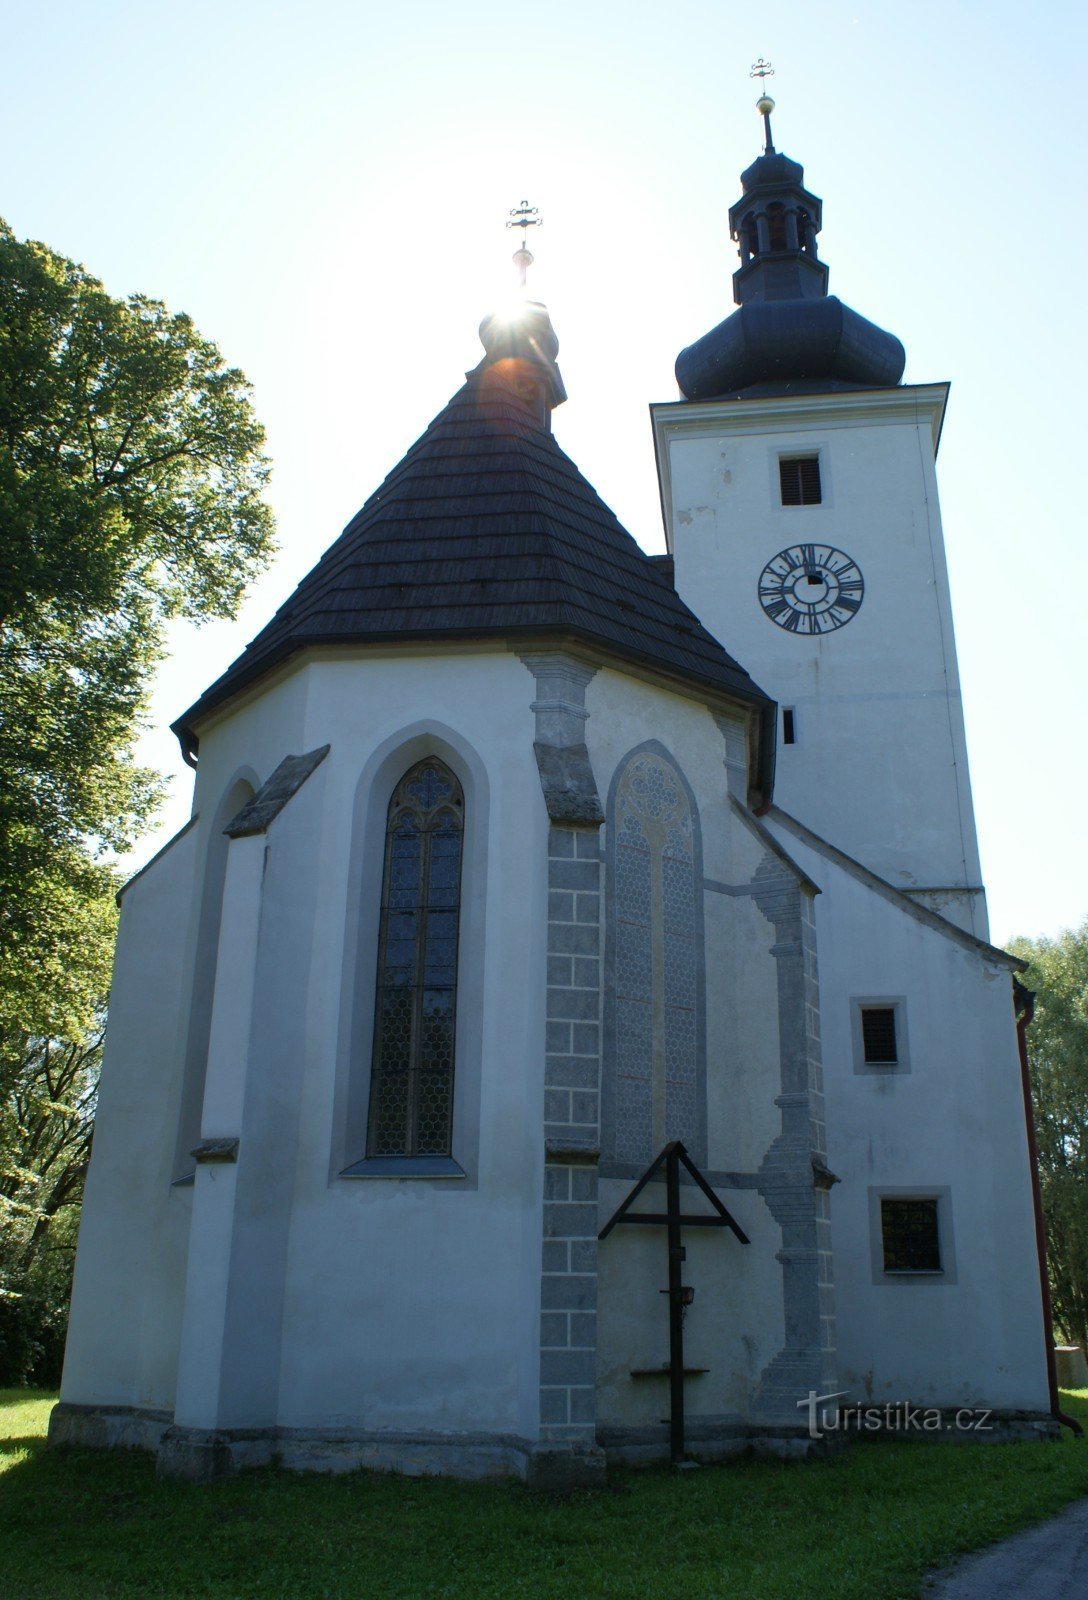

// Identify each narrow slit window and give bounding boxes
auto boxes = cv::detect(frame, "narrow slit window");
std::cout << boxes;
[782,707,796,745]
[881,1198,941,1273]
[780,455,822,506]
[366,759,464,1159]
[861,1006,898,1065]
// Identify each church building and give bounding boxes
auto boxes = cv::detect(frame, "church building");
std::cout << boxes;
[51,95,1056,1483]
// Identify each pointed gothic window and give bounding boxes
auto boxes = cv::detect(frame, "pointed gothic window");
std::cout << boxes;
[605,749,704,1170]
[366,759,465,1158]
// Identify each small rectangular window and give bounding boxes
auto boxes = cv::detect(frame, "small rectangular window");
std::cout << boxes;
[782,707,796,745]
[779,455,822,506]
[861,1006,898,1064]
[881,1198,941,1273]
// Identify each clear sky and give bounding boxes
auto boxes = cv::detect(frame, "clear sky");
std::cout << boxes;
[4,0,1086,943]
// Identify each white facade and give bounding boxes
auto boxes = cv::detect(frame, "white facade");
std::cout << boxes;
[765,809,1047,1410]
[62,650,560,1471]
[654,386,986,936]
[54,361,1053,1481]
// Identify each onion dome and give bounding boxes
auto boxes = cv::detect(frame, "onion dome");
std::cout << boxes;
[676,94,905,399]
[474,298,567,424]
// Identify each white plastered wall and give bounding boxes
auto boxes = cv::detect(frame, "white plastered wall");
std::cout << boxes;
[61,820,201,1413]
[179,647,551,1442]
[65,647,553,1442]
[654,388,987,939]
[765,815,1050,1411]
[585,667,792,1426]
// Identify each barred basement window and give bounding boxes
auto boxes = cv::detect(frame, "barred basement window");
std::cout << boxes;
[881,1198,942,1273]
[779,454,822,506]
[366,759,464,1158]
[861,1006,898,1065]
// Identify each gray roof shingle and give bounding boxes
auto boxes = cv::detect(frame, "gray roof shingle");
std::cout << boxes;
[173,372,773,766]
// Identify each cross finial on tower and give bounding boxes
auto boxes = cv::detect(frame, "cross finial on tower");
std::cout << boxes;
[749,58,777,154]
[506,199,542,289]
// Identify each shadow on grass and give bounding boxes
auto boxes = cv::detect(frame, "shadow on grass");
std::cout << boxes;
[0,1396,1084,1600]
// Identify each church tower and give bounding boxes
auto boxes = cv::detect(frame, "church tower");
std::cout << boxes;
[653,89,987,937]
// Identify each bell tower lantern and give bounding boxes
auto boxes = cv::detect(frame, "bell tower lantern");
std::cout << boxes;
[654,80,987,937]
[730,91,828,304]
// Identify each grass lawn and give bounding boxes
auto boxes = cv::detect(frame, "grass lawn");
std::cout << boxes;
[2,1391,1087,1600]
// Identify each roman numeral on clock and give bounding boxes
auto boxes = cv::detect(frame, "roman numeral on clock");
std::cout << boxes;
[758,544,865,633]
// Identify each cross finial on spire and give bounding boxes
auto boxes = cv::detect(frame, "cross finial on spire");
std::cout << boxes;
[506,199,542,289]
[749,58,776,154]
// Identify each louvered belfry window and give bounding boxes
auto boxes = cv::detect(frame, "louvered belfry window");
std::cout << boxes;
[366,760,465,1158]
[779,455,822,505]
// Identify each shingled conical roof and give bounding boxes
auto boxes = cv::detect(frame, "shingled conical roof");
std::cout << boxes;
[173,362,772,757]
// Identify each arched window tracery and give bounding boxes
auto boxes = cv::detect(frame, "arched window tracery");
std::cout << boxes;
[366,759,465,1159]
[606,748,703,1169]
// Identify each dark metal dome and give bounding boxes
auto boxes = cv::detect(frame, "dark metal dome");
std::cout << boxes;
[676,297,905,400]
[739,150,804,190]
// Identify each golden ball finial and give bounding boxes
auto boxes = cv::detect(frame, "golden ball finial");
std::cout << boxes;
[756,94,775,116]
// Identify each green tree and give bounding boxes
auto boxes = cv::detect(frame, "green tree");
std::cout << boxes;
[0,217,274,1044]
[1010,922,1088,1354]
[0,1027,100,1385]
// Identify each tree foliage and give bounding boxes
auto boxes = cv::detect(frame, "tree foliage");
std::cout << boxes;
[0,216,274,1042]
[0,1028,100,1385]
[0,221,274,1378]
[1010,922,1088,1354]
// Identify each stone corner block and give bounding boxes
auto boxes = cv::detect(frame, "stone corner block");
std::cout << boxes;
[525,1443,607,1492]
[224,744,330,838]
[47,1402,168,1455]
[533,743,604,825]
[156,1426,236,1483]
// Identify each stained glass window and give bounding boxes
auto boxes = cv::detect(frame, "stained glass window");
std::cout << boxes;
[366,760,465,1158]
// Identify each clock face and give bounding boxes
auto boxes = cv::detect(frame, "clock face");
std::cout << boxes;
[758,543,865,634]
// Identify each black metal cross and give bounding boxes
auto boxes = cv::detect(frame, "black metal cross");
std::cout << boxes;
[506,199,542,234]
[506,201,542,288]
[750,59,777,153]
[598,1141,749,1466]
